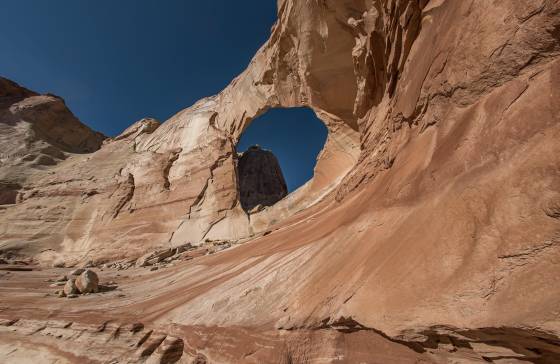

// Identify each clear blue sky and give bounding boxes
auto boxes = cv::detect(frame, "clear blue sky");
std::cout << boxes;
[1,1,327,192]
[238,108,327,192]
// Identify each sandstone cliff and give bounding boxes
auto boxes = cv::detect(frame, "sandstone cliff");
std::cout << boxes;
[0,77,105,211]
[0,0,559,362]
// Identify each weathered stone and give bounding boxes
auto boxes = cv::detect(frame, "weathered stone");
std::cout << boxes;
[55,275,68,282]
[136,252,154,267]
[237,145,288,212]
[136,248,176,267]
[75,270,99,294]
[175,243,193,254]
[63,278,78,296]
[145,336,184,364]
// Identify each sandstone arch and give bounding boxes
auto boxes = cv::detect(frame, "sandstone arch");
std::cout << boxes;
[1,0,560,361]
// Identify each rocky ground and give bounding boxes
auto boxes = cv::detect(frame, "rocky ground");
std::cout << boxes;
[2,245,559,363]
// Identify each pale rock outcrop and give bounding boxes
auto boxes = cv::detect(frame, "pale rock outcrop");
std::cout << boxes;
[0,78,105,209]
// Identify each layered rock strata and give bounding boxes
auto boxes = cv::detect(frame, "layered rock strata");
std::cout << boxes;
[1,0,560,362]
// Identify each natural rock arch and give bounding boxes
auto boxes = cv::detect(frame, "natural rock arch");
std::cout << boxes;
[235,107,330,213]
[1,1,560,362]
[165,102,360,246]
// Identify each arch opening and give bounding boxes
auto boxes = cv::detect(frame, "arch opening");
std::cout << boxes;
[235,107,328,213]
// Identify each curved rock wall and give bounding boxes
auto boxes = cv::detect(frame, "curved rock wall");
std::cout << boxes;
[0,1,559,361]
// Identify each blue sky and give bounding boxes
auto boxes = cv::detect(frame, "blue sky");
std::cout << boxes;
[238,108,327,192]
[1,1,327,192]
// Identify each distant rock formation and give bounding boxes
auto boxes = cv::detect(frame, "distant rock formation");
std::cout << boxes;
[0,77,105,205]
[237,145,288,212]
[0,77,105,157]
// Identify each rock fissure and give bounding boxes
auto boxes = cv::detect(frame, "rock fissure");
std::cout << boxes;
[109,173,135,219]
[162,149,182,191]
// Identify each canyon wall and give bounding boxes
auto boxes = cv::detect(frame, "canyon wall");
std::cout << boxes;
[1,0,560,362]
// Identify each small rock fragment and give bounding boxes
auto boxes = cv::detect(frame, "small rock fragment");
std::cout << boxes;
[153,336,184,363]
[136,253,154,267]
[130,322,144,333]
[193,354,207,364]
[136,248,177,267]
[63,278,78,296]
[55,275,68,282]
[176,243,193,254]
[56,290,66,298]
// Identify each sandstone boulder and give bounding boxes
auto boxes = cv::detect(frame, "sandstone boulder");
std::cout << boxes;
[75,270,99,294]
[63,278,78,296]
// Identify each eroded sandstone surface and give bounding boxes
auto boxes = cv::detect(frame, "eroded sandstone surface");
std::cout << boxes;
[1,0,560,362]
